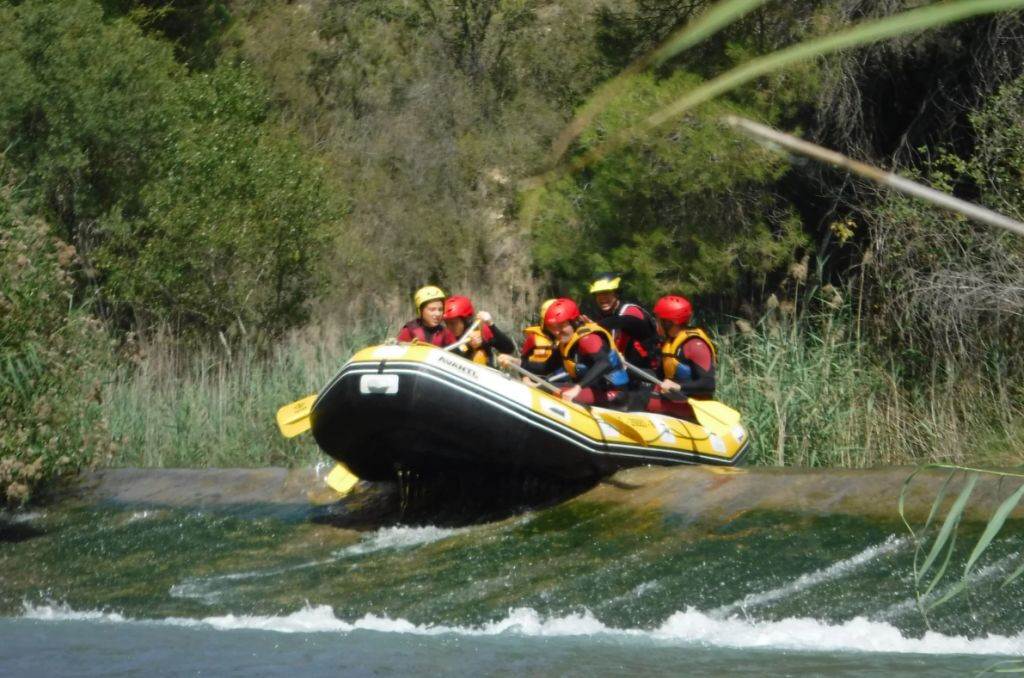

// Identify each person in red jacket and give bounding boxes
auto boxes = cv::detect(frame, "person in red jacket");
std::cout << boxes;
[652,294,717,398]
[544,298,632,408]
[590,273,660,372]
[442,295,515,367]
[396,285,457,347]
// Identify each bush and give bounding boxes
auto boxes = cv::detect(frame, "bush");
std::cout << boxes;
[0,159,114,505]
[96,62,336,340]
[530,70,807,301]
[867,74,1024,381]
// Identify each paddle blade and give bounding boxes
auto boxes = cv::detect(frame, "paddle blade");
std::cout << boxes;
[276,394,318,438]
[688,399,741,435]
[595,411,649,446]
[325,463,360,496]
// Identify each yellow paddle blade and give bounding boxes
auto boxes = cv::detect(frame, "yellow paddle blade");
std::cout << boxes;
[275,394,317,438]
[595,411,649,446]
[325,463,360,496]
[688,399,741,436]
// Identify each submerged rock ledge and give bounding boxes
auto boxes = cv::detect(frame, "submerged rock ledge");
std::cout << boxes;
[57,465,1023,524]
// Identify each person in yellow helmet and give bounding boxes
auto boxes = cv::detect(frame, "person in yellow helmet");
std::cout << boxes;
[589,273,660,372]
[397,285,458,347]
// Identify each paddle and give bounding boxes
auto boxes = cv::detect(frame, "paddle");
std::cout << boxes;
[501,361,649,446]
[621,360,741,433]
[274,320,486,493]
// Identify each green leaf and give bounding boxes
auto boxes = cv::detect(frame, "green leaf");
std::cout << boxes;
[1001,559,1024,588]
[963,483,1024,577]
[917,472,978,584]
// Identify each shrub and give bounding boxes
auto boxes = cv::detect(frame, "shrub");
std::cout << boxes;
[0,159,114,505]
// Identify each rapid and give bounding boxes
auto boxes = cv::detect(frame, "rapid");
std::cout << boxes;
[1,465,1022,676]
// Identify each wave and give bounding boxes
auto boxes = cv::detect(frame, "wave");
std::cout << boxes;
[169,524,467,603]
[333,524,467,556]
[711,535,908,617]
[21,603,1024,656]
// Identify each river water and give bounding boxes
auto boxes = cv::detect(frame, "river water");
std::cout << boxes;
[2,468,1023,676]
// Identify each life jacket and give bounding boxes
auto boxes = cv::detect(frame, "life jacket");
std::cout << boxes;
[662,327,718,379]
[400,319,449,347]
[454,323,494,365]
[523,326,555,369]
[560,323,630,387]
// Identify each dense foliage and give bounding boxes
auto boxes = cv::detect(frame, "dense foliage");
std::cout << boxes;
[0,159,114,504]
[2,0,1023,502]
[0,0,336,342]
[0,0,335,502]
[531,71,807,302]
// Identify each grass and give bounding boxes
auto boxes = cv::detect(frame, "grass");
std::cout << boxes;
[104,320,387,468]
[102,288,1023,471]
[716,292,1024,469]
[102,291,540,469]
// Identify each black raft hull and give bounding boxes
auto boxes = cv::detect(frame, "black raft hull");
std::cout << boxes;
[310,344,749,482]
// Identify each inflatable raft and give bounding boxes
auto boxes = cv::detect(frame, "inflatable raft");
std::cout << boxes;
[309,343,749,481]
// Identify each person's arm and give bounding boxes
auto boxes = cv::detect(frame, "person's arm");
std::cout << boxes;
[487,324,516,354]
[680,339,715,395]
[598,313,654,340]
[574,334,614,389]
[397,324,414,342]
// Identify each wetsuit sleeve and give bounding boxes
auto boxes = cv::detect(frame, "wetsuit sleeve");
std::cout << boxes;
[682,339,713,371]
[487,324,516,354]
[575,334,614,389]
[441,327,459,346]
[683,364,715,396]
[680,339,715,395]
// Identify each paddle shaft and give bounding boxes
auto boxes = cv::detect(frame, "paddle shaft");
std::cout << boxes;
[504,361,564,395]
[444,319,482,352]
[622,360,670,388]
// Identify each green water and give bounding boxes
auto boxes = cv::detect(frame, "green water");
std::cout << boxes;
[2,490,1023,675]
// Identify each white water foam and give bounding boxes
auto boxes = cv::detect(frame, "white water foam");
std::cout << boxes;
[335,524,465,556]
[711,535,908,618]
[20,602,1024,656]
[2,511,45,523]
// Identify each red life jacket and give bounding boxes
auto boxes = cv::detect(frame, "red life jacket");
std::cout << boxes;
[398,320,454,347]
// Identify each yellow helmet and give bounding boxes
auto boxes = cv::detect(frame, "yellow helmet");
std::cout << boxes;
[539,298,557,324]
[413,285,446,312]
[589,273,621,294]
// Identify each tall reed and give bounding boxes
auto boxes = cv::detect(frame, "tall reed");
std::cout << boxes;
[103,289,537,469]
[716,290,1023,468]
[104,321,386,468]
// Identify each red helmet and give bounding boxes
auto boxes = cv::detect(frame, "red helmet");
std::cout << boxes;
[543,298,580,326]
[654,295,692,326]
[443,295,474,320]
